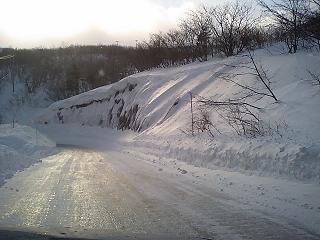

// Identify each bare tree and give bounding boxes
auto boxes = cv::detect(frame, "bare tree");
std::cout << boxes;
[258,0,309,53]
[222,50,278,102]
[311,0,320,8]
[209,1,257,56]
[0,54,15,127]
[0,55,15,91]
[164,29,193,64]
[302,0,320,47]
[180,6,213,61]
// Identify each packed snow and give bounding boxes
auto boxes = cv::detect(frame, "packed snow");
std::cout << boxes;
[35,124,320,236]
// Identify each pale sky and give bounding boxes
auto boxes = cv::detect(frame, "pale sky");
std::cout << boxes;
[0,0,225,48]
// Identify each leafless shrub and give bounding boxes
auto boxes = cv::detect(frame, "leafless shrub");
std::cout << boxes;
[223,104,263,138]
[195,97,264,138]
[193,109,221,138]
[222,50,278,102]
[187,92,286,139]
[306,69,320,87]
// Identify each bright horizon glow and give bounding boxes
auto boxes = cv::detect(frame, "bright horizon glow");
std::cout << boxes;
[0,0,198,47]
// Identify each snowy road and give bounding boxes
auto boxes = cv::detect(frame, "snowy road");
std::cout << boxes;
[0,147,319,240]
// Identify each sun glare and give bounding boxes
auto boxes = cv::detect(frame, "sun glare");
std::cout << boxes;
[0,0,193,42]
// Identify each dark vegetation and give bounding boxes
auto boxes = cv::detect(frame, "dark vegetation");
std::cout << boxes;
[0,46,137,100]
[1,0,319,102]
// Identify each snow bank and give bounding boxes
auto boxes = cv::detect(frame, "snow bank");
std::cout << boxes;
[37,48,320,181]
[126,135,320,181]
[0,124,56,185]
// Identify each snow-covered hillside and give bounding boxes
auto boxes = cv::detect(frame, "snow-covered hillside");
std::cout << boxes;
[0,78,51,124]
[37,48,320,181]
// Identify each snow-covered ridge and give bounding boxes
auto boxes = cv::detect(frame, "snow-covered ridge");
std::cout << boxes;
[38,49,320,181]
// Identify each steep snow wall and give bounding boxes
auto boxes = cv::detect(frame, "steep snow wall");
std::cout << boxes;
[38,48,320,181]
[44,82,143,131]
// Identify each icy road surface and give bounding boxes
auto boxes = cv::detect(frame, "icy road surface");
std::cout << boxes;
[0,148,319,240]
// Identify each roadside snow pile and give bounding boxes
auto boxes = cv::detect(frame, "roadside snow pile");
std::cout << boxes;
[0,124,56,185]
[126,135,320,181]
[37,48,320,181]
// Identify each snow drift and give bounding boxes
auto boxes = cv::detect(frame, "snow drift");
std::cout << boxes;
[0,124,56,186]
[37,48,320,181]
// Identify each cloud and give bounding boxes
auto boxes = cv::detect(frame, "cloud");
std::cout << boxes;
[0,0,225,48]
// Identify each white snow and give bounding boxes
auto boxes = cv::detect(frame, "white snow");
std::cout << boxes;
[0,79,51,124]
[121,147,320,235]
[0,46,319,237]
[0,124,56,185]
[0,43,320,238]
[37,48,320,181]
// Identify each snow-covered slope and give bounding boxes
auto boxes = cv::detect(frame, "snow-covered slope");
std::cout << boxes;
[0,124,56,186]
[38,48,320,181]
[0,79,51,125]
